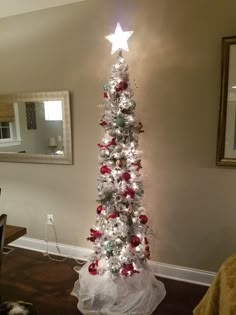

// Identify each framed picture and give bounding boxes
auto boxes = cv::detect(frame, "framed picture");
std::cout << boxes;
[25,102,36,130]
[217,36,236,166]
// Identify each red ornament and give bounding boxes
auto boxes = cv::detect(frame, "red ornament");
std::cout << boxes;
[96,205,103,215]
[118,81,128,90]
[104,92,108,98]
[88,263,97,275]
[100,165,111,174]
[139,214,148,224]
[121,263,133,276]
[122,172,131,182]
[106,211,119,220]
[121,263,139,276]
[123,188,135,198]
[144,237,148,245]
[131,235,141,247]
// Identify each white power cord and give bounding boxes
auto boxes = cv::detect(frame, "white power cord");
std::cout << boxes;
[44,218,85,265]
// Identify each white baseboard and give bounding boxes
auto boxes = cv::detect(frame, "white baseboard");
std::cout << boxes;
[10,237,215,286]
[148,260,215,287]
[11,236,92,261]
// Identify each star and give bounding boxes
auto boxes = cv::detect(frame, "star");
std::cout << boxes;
[105,23,134,55]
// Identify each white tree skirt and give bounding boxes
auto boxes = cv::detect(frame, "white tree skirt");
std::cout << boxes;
[72,262,166,315]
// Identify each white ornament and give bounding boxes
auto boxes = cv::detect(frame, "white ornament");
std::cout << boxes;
[138,207,146,213]
[115,238,122,245]
[107,160,114,167]
[121,182,127,190]
[98,257,107,269]
[105,23,134,55]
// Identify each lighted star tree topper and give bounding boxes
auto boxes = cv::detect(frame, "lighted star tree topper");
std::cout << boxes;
[72,23,166,315]
[105,22,134,54]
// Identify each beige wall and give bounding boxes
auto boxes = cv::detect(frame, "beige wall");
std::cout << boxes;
[0,0,236,272]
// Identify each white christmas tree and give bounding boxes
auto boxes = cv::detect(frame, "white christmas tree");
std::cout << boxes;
[72,23,166,315]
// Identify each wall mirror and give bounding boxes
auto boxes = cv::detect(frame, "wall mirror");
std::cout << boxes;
[217,36,236,166]
[0,91,72,164]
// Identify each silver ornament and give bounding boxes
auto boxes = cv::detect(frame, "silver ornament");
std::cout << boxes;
[114,145,123,153]
[100,149,107,158]
[109,130,116,137]
[98,191,105,198]
[98,269,105,275]
[115,195,122,202]
[107,160,115,167]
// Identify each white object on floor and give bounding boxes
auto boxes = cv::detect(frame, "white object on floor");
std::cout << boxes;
[72,262,166,315]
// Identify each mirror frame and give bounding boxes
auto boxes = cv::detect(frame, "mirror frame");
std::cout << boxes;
[217,36,236,166]
[0,91,72,165]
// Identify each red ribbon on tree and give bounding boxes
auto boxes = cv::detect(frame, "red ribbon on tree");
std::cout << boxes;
[132,160,142,171]
[98,138,116,149]
[87,228,102,242]
[99,120,107,127]
[115,80,128,92]
[106,211,119,220]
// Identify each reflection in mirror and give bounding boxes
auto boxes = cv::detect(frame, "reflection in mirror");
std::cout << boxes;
[217,36,236,166]
[0,91,72,164]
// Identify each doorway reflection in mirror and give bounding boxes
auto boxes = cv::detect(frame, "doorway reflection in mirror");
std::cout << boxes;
[0,91,72,164]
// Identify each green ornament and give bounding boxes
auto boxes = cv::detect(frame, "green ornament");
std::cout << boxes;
[105,241,113,253]
[104,83,109,91]
[116,116,126,128]
[129,100,136,110]
[106,241,114,258]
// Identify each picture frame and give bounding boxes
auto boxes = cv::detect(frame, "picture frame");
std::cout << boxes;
[217,36,236,166]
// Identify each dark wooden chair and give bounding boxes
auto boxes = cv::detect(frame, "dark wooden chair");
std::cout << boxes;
[0,214,7,272]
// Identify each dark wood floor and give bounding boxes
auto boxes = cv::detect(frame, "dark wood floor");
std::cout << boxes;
[0,247,208,315]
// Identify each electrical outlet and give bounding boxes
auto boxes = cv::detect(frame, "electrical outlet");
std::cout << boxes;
[47,214,54,225]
